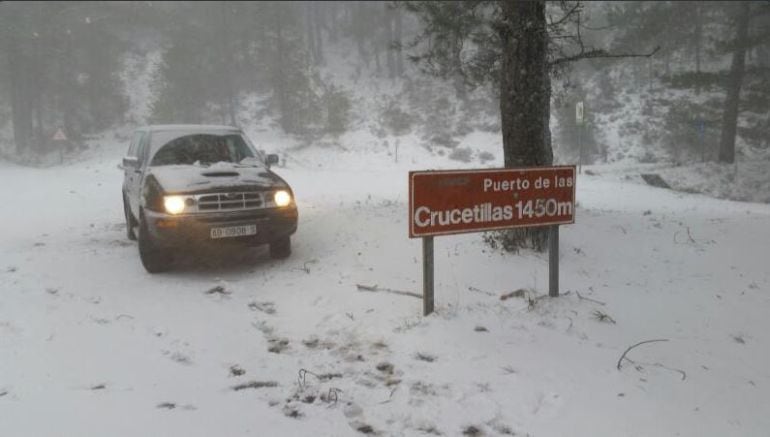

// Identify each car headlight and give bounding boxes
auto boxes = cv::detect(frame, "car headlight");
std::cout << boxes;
[163,195,186,214]
[274,190,292,207]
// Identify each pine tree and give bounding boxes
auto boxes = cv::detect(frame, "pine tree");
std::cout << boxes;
[0,1,130,156]
[718,1,753,163]
[404,1,558,250]
[607,1,770,163]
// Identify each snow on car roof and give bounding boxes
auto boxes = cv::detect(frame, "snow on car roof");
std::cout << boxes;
[139,124,241,132]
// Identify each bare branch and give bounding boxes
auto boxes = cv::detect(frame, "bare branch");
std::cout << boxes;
[551,45,661,66]
[548,2,581,28]
[357,284,422,299]
[581,23,616,31]
[576,291,606,306]
[617,339,669,370]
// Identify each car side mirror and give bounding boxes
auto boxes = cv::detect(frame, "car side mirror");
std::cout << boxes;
[123,156,139,169]
[265,154,280,168]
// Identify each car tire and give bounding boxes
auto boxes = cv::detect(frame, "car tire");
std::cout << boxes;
[123,193,137,241]
[138,211,173,273]
[269,237,291,259]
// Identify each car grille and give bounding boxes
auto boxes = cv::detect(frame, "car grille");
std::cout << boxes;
[195,192,263,211]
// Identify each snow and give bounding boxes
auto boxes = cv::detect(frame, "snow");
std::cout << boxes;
[149,163,283,194]
[2,11,769,434]
[2,137,770,436]
[657,160,770,204]
[121,49,163,126]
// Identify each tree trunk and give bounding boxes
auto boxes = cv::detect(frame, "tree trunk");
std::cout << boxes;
[345,2,353,30]
[59,30,77,144]
[451,2,466,99]
[5,34,33,154]
[30,40,45,152]
[694,3,702,74]
[313,2,323,64]
[305,2,316,64]
[499,0,552,168]
[694,3,703,96]
[385,3,395,79]
[272,11,291,132]
[356,2,368,67]
[329,2,338,42]
[718,1,751,164]
[219,2,237,126]
[305,1,323,65]
[374,40,381,74]
[497,0,552,251]
[394,6,404,76]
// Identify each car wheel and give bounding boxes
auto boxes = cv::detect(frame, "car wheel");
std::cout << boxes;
[138,211,173,273]
[123,193,137,241]
[269,236,291,259]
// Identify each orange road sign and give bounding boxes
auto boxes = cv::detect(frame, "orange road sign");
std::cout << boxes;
[409,166,576,238]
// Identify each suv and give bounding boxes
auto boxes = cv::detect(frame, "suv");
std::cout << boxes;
[121,125,298,273]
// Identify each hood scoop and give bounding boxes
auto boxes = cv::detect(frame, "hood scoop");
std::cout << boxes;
[201,171,239,177]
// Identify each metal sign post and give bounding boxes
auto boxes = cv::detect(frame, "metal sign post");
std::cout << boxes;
[422,236,434,315]
[409,166,576,315]
[549,225,559,297]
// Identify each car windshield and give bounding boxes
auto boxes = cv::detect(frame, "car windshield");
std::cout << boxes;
[149,132,258,166]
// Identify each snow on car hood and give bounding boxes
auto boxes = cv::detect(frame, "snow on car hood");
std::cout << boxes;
[148,161,288,193]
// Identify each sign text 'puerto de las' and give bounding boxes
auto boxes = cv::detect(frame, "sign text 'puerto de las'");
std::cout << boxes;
[409,166,576,315]
[409,166,575,237]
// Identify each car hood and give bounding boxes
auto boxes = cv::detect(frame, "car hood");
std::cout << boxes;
[148,162,289,194]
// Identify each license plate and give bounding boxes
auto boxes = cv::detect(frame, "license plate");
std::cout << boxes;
[210,225,257,239]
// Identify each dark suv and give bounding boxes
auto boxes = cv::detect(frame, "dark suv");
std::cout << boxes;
[121,125,298,273]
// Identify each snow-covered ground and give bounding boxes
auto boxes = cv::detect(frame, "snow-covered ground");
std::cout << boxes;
[1,135,769,437]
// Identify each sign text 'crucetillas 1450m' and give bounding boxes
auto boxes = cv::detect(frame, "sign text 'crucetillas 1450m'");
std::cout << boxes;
[408,166,576,238]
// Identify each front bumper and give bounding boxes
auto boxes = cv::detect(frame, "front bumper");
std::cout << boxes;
[144,206,298,248]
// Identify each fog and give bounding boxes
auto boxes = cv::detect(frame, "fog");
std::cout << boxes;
[1,2,769,436]
[0,1,765,170]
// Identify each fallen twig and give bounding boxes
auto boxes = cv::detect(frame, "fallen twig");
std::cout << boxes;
[576,291,606,306]
[592,310,616,324]
[356,284,422,299]
[674,227,698,245]
[500,289,527,300]
[298,368,317,388]
[232,380,278,391]
[298,369,343,388]
[617,339,669,370]
[468,286,495,297]
[323,387,342,405]
[653,362,687,381]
